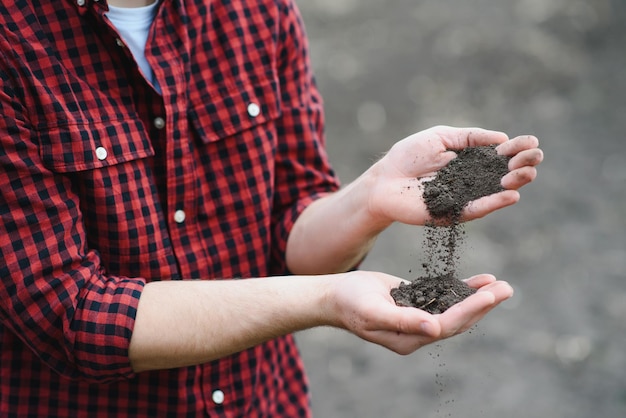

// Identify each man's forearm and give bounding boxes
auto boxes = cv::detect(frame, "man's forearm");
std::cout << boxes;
[128,270,514,373]
[286,168,391,274]
[128,276,332,372]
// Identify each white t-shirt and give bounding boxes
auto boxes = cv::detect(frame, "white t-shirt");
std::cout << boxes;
[107,1,161,93]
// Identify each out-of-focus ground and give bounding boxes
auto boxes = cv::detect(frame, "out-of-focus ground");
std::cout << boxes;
[294,1,626,417]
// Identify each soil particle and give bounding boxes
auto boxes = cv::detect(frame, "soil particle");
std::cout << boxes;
[391,145,511,313]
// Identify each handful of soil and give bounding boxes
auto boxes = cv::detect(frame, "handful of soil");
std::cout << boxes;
[422,145,510,220]
[390,273,477,314]
[390,145,510,314]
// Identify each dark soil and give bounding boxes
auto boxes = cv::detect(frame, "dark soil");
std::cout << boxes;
[391,145,511,313]
[422,145,510,221]
[390,273,477,314]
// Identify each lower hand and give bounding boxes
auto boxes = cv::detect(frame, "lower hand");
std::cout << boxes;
[328,271,513,354]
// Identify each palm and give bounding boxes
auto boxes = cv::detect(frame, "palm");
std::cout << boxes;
[333,271,514,355]
[367,126,542,225]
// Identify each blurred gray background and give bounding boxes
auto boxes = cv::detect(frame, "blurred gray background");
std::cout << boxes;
[293,0,626,417]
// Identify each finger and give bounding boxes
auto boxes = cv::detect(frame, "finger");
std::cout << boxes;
[438,282,514,337]
[437,291,496,338]
[475,280,515,301]
[463,273,497,289]
[450,282,515,334]
[363,297,441,337]
[393,307,441,337]
[465,128,509,147]
[450,304,500,335]
[460,190,520,221]
[436,126,509,150]
[495,135,539,156]
[508,148,544,170]
[501,166,538,190]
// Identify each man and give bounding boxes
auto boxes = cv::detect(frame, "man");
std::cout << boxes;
[0,0,543,416]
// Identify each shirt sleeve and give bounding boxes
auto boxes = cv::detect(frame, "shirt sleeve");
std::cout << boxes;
[0,66,144,383]
[270,0,341,274]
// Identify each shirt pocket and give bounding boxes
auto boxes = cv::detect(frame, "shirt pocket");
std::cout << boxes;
[187,75,282,144]
[37,118,155,173]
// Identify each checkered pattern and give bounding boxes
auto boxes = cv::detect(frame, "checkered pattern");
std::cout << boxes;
[0,0,339,416]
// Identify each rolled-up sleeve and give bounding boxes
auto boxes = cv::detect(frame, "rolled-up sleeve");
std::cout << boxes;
[0,79,144,382]
[270,0,341,274]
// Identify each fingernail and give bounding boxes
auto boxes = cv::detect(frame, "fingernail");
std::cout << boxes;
[420,321,434,336]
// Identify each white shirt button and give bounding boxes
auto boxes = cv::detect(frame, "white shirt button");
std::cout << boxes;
[95,147,108,161]
[212,389,225,405]
[153,117,165,130]
[173,210,186,224]
[247,102,260,118]
[115,38,125,47]
[77,0,86,6]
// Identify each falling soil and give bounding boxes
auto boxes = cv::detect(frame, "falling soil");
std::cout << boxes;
[390,145,511,313]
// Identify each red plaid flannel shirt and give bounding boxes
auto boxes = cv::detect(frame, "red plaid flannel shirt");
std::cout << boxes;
[0,0,339,416]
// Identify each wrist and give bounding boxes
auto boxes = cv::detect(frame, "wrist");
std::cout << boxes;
[347,163,394,233]
[317,271,357,330]
[310,274,340,327]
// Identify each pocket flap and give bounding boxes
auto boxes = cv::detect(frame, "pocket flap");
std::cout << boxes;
[38,118,155,173]
[188,76,281,144]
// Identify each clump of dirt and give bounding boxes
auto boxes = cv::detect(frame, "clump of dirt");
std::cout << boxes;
[390,273,476,314]
[391,145,511,314]
[422,145,511,220]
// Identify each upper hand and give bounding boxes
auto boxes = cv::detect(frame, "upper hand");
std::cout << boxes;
[365,125,544,226]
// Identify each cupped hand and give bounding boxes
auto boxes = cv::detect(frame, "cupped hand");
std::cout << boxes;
[366,125,543,226]
[463,134,543,220]
[329,271,513,355]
